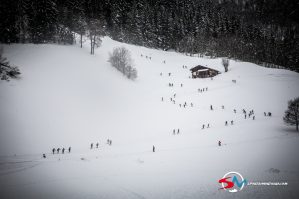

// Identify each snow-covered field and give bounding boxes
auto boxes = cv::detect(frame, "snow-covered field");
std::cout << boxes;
[0,38,299,198]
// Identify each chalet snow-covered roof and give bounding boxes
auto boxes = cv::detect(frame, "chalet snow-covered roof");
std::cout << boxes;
[190,65,219,73]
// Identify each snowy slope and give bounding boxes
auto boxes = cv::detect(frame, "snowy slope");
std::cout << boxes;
[0,38,299,199]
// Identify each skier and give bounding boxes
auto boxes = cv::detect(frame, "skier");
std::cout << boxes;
[207,124,210,128]
[202,124,205,129]
[173,129,176,135]
[62,148,65,154]
[218,141,221,146]
[268,112,272,117]
[191,103,193,107]
[160,72,162,76]
[210,105,213,110]
[231,120,234,125]
[90,143,93,149]
[174,93,176,98]
[57,148,60,154]
[245,114,247,119]
[181,83,183,87]
[68,147,71,153]
[253,116,255,120]
[43,154,46,158]
[169,73,171,76]
[177,129,180,134]
[96,143,99,148]
[179,104,181,107]
[264,112,267,116]
[222,105,224,109]
[162,97,163,101]
[52,148,55,154]
[109,140,112,145]
[170,98,172,101]
[234,109,236,113]
[153,145,155,152]
[225,121,228,126]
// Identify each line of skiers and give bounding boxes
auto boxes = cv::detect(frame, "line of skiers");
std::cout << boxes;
[140,54,151,60]
[202,124,210,129]
[52,147,71,154]
[198,87,208,93]
[173,129,180,135]
[182,65,188,69]
[90,143,100,149]
[168,83,174,87]
[264,112,272,117]
[179,101,193,108]
[107,139,112,145]
[225,120,234,126]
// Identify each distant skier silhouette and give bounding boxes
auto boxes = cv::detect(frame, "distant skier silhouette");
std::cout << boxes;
[153,145,155,152]
[68,147,71,153]
[52,148,55,154]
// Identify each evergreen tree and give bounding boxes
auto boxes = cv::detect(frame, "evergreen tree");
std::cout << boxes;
[284,97,299,131]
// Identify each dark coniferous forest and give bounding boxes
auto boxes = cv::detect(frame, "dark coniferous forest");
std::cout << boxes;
[0,0,298,71]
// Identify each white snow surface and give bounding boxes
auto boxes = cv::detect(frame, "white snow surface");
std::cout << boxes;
[0,37,299,199]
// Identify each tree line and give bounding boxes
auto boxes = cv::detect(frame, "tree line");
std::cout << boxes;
[0,0,298,71]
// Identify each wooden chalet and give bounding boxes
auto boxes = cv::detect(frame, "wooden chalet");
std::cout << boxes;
[190,65,220,78]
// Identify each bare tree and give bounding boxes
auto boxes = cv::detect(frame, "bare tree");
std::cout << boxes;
[108,47,137,80]
[87,19,105,55]
[222,58,229,72]
[283,97,299,131]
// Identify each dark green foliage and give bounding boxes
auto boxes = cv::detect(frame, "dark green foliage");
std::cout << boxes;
[0,0,298,71]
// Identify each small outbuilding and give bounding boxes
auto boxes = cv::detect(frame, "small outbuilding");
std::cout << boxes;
[190,65,220,78]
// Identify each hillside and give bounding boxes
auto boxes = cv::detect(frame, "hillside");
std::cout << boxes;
[0,38,299,198]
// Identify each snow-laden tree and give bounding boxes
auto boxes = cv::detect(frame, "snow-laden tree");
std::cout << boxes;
[0,48,21,81]
[283,97,299,131]
[108,47,137,80]
[222,58,229,72]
